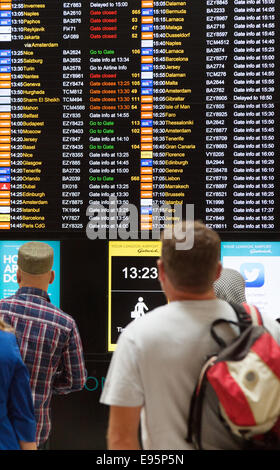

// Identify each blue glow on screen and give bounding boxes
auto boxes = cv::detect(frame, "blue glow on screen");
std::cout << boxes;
[220,241,280,321]
[0,240,60,307]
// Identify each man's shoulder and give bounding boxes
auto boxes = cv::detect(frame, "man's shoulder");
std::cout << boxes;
[0,294,76,331]
[123,303,171,337]
[122,299,235,339]
[41,302,76,328]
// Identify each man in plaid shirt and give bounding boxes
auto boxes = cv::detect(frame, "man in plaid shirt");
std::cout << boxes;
[0,242,87,449]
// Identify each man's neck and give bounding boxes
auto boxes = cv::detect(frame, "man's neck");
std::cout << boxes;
[166,289,217,302]
[19,283,48,293]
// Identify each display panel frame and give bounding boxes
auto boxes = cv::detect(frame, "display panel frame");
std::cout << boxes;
[108,240,163,351]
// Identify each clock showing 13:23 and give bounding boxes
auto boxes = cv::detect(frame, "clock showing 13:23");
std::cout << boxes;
[111,257,161,291]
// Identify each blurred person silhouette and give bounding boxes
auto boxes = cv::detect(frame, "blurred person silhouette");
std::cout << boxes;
[215,268,280,329]
[0,242,86,450]
[0,319,36,450]
[213,267,247,304]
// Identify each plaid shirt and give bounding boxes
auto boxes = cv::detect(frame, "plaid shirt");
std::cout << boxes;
[0,287,87,446]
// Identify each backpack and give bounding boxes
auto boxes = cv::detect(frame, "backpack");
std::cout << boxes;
[187,302,280,450]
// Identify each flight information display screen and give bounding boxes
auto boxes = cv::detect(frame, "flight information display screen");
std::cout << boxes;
[0,0,278,234]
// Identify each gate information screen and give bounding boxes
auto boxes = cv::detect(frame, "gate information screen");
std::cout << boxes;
[108,240,164,350]
[221,241,280,322]
[0,0,278,234]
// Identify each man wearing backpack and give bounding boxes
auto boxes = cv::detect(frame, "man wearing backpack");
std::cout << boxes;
[100,221,280,450]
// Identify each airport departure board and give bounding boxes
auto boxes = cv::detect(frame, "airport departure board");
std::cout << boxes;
[0,0,279,234]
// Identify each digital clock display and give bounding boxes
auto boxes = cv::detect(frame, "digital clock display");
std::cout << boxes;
[122,266,158,280]
[112,257,160,291]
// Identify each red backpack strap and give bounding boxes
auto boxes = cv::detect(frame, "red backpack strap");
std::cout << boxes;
[241,303,263,326]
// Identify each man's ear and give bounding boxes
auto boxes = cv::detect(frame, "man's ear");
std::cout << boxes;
[49,270,55,285]
[215,261,222,281]
[17,268,21,285]
[157,258,165,283]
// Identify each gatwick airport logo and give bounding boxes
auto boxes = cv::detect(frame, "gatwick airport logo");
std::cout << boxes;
[86,197,194,250]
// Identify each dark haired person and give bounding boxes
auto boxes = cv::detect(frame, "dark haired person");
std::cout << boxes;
[100,221,280,450]
[0,242,86,449]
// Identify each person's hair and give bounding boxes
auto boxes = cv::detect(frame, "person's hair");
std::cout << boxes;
[214,267,246,304]
[0,319,14,332]
[161,220,221,293]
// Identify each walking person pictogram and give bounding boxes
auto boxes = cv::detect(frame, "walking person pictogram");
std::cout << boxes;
[131,297,149,319]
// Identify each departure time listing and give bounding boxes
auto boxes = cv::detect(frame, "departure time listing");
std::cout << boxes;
[1,0,278,233]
